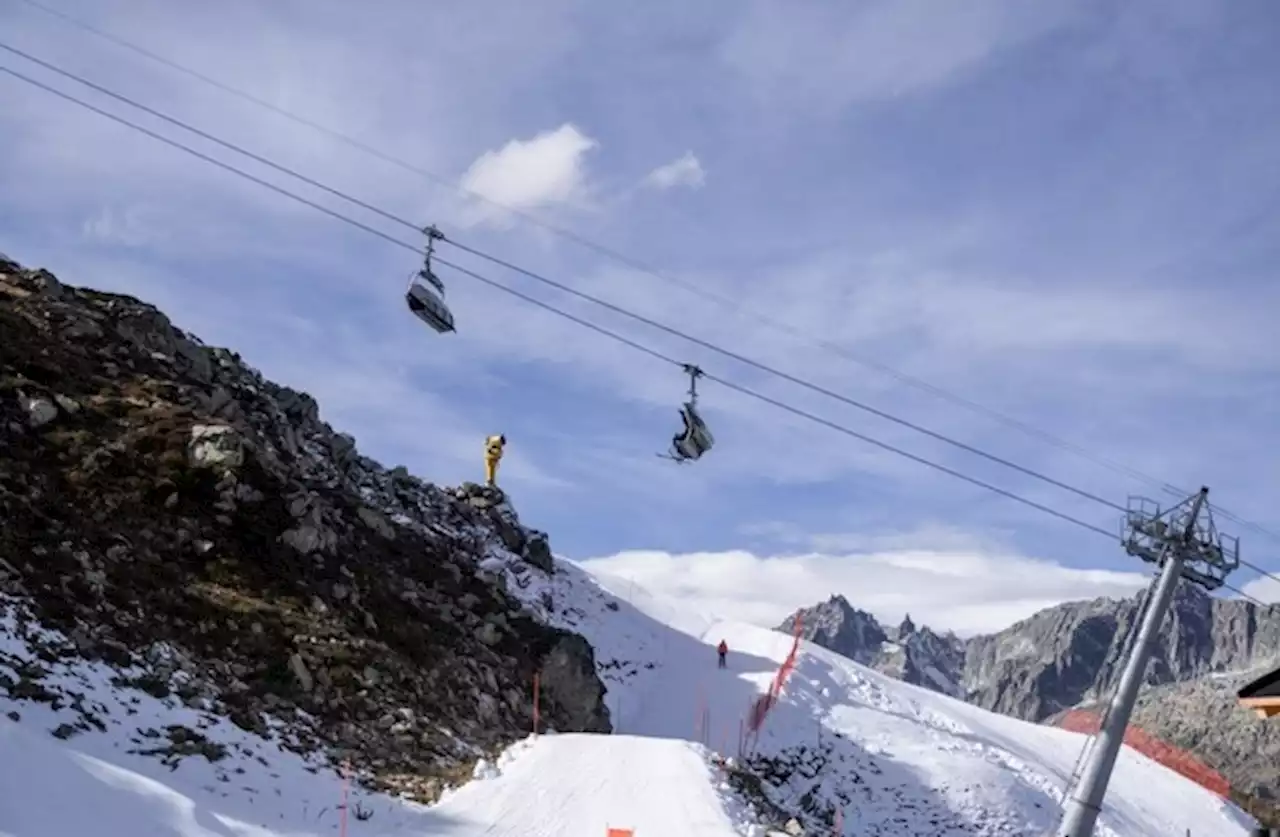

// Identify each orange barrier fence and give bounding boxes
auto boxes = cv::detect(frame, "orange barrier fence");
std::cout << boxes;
[1056,709,1229,798]
[743,615,805,753]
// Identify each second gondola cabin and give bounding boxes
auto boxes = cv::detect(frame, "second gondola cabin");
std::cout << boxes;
[663,363,715,463]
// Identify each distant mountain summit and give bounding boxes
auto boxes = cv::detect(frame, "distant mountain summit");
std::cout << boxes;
[779,595,964,696]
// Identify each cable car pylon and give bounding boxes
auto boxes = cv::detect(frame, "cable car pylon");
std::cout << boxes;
[1056,487,1240,837]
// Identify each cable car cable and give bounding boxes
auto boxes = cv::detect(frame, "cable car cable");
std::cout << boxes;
[0,64,683,365]
[14,2,1280,544]
[0,61,1122,538]
[435,252,1118,540]
[4,60,1279,598]
[9,38,1280,556]
[0,39,1132,515]
[0,42,420,237]
[445,238,1132,511]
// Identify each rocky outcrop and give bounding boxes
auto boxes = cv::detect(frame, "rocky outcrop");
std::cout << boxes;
[961,585,1280,720]
[539,634,611,733]
[449,482,556,574]
[0,257,610,801]
[1129,672,1280,809]
[779,596,888,667]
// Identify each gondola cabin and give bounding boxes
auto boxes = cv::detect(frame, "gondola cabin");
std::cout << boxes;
[661,363,715,463]
[404,223,456,334]
[405,266,455,333]
[672,401,714,461]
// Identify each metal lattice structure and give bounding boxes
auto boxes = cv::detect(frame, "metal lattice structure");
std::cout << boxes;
[1058,487,1241,837]
[1121,492,1240,590]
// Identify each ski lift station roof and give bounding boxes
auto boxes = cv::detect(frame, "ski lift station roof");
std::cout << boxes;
[1237,664,1280,720]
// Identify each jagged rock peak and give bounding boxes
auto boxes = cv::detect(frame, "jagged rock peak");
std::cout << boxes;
[898,613,916,637]
[778,595,888,667]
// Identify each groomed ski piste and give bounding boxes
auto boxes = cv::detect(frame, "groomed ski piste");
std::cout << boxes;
[0,551,1258,837]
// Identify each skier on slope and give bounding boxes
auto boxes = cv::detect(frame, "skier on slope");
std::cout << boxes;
[717,639,728,669]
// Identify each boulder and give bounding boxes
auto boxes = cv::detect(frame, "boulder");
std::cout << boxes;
[539,634,612,734]
[186,424,245,470]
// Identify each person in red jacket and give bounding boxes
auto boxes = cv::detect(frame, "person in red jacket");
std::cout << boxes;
[717,639,728,669]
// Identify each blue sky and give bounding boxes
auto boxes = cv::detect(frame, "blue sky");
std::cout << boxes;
[2,0,1278,634]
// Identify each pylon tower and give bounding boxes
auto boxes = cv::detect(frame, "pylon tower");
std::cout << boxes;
[1056,486,1240,837]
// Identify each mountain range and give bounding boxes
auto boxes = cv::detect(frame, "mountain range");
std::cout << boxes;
[778,588,1280,823]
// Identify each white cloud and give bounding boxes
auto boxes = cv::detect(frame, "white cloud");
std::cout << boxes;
[1242,574,1280,605]
[642,151,706,191]
[578,540,1151,637]
[81,205,167,248]
[456,123,599,227]
[737,520,1018,555]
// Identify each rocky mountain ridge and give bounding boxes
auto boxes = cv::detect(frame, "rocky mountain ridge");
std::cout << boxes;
[780,584,1280,820]
[779,597,965,697]
[0,256,611,802]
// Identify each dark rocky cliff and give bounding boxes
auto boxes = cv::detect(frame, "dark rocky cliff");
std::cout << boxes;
[0,256,611,802]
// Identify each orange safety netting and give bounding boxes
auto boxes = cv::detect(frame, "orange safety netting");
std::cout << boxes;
[1057,709,1230,798]
[746,614,803,736]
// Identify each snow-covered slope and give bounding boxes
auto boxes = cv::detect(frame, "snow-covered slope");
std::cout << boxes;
[0,553,1258,837]
[433,734,755,837]
[505,559,1256,837]
[0,714,748,837]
